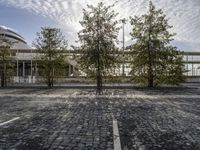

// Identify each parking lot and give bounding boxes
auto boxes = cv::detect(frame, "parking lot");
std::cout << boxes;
[0,86,200,150]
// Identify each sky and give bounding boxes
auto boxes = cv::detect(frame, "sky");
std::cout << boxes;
[0,0,200,51]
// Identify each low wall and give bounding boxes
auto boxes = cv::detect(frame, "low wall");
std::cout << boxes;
[9,76,200,84]
[186,77,200,83]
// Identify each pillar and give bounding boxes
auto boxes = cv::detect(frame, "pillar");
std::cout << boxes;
[31,60,33,77]
[31,49,33,77]
[17,60,19,77]
[186,55,188,76]
[23,61,25,77]
[68,64,71,76]
[192,56,194,76]
[35,62,38,76]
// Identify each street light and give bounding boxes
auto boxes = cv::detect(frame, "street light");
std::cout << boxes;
[121,18,127,76]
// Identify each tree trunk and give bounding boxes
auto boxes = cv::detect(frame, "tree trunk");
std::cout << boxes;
[5,64,7,87]
[96,58,103,95]
[1,63,6,88]
[147,10,154,88]
[1,71,4,88]
[47,61,52,88]
[52,64,54,87]
[147,49,154,87]
[148,74,154,87]
[48,78,51,88]
[47,73,51,88]
[96,12,103,95]
[96,68,102,95]
[51,75,54,88]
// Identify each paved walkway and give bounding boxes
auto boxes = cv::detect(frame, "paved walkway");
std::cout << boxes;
[0,88,200,150]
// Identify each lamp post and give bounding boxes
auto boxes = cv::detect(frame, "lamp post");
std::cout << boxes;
[121,18,126,76]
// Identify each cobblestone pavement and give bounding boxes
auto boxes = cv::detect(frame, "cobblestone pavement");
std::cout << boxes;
[0,87,200,150]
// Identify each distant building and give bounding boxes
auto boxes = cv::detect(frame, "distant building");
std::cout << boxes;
[0,26,30,49]
[0,26,200,84]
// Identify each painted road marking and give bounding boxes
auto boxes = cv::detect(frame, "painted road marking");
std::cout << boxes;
[113,119,121,150]
[0,117,20,127]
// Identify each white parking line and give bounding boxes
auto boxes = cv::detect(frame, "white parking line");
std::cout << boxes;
[113,119,121,150]
[0,117,20,127]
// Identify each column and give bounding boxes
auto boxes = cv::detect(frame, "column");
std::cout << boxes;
[17,60,19,76]
[35,62,38,76]
[23,61,25,77]
[68,64,71,76]
[72,65,74,77]
[31,49,33,77]
[33,62,37,83]
[31,60,33,77]
[186,55,188,76]
[192,56,194,76]
[16,50,19,77]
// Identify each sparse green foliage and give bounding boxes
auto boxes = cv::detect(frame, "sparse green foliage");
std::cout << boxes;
[33,27,68,87]
[76,2,120,94]
[0,38,15,87]
[129,1,185,87]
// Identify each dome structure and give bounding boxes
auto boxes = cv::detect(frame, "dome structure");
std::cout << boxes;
[0,25,30,49]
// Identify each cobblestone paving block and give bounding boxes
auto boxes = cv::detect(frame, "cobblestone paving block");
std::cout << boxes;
[0,87,200,149]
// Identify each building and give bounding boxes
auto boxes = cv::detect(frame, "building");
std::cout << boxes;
[0,26,37,83]
[0,26,76,84]
[1,26,200,84]
[0,26,30,49]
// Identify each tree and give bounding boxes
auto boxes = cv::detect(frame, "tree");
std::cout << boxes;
[0,38,15,87]
[33,27,68,88]
[129,1,185,87]
[76,2,119,94]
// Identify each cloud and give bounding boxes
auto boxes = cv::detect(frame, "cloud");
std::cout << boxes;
[0,0,199,50]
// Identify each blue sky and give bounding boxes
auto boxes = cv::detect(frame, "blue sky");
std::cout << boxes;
[0,0,200,51]
[0,4,60,46]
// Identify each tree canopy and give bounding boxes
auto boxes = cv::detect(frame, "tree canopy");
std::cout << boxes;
[129,1,185,87]
[0,38,15,87]
[76,2,120,94]
[33,27,68,87]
